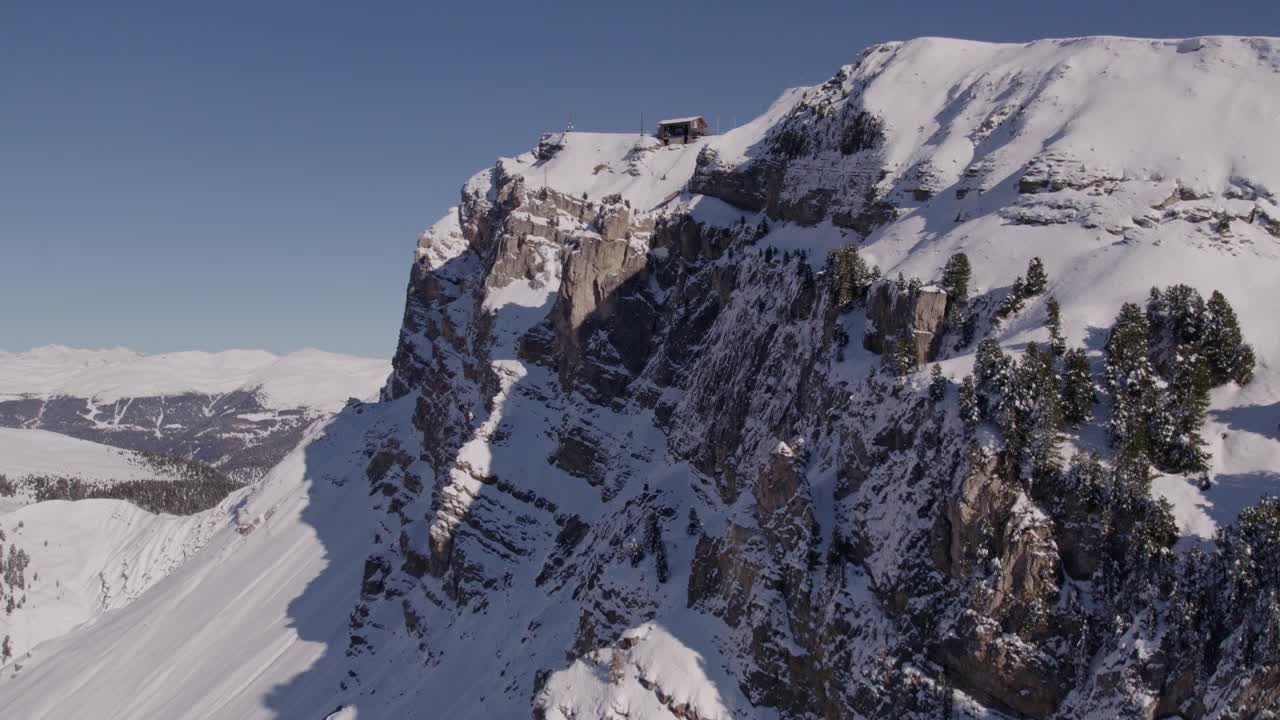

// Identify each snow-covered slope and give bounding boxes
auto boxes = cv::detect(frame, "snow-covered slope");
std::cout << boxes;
[0,406,381,717]
[0,428,237,666]
[3,35,1279,720]
[0,494,233,669]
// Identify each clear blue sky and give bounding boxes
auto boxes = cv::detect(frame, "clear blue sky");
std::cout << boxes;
[3,1,1277,358]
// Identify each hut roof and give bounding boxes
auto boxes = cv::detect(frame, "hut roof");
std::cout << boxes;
[656,116,705,126]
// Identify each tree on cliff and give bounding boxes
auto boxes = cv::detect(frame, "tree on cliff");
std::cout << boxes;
[941,252,971,313]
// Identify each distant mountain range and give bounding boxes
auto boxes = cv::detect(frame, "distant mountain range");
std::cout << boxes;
[0,346,389,480]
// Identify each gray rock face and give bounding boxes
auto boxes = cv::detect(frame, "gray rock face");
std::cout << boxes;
[931,454,1069,716]
[551,231,649,365]
[688,146,772,214]
[534,132,565,161]
[936,615,1067,718]
[686,76,896,234]
[752,441,805,514]
[862,280,948,365]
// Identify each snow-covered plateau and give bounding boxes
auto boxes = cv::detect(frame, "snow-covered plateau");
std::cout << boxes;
[3,35,1280,719]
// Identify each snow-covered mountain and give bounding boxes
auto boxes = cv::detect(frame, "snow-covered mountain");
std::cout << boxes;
[0,346,389,480]
[4,35,1280,719]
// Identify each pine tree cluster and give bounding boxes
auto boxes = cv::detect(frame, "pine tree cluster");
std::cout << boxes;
[22,473,243,516]
[974,342,1067,484]
[1156,498,1280,680]
[960,279,1273,692]
[1148,285,1256,386]
[1107,286,1255,474]
[827,244,880,311]
[1,541,32,615]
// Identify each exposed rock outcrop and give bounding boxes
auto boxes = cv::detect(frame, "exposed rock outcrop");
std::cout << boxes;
[862,280,948,365]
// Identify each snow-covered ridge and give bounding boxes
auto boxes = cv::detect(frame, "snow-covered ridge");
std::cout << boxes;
[718,34,1280,185]
[0,345,389,412]
[493,35,1280,224]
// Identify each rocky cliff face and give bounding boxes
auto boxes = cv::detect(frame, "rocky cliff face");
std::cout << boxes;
[333,35,1280,720]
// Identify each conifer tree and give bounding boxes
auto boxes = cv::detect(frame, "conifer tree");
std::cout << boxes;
[1105,302,1158,453]
[940,252,972,314]
[892,332,918,377]
[974,339,1013,416]
[1153,353,1212,472]
[646,513,670,584]
[827,245,875,310]
[997,276,1026,318]
[1203,290,1255,385]
[1146,287,1167,337]
[958,375,980,430]
[1024,257,1049,296]
[1112,441,1155,509]
[1168,285,1204,342]
[928,364,946,402]
[1010,343,1064,480]
[1061,348,1097,427]
[686,508,701,537]
[1046,297,1066,356]
[1061,450,1107,510]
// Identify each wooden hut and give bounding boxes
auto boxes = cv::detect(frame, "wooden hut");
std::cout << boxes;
[656,116,707,145]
